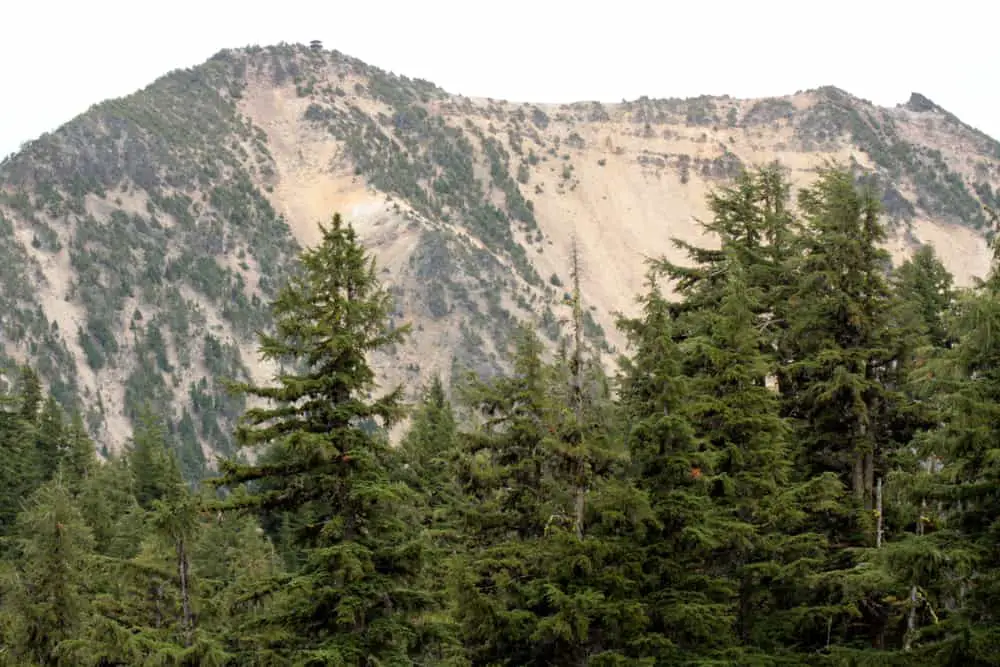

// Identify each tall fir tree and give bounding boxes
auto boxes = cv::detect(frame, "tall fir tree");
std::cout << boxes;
[34,397,65,483]
[777,167,920,654]
[213,213,451,664]
[1,475,96,665]
[63,410,98,493]
[0,370,42,537]
[399,374,462,552]
[676,256,842,662]
[616,274,735,663]
[898,223,1000,663]
[398,373,469,661]
[455,322,655,665]
[128,408,185,511]
[780,166,896,510]
[654,163,800,344]
[845,243,962,658]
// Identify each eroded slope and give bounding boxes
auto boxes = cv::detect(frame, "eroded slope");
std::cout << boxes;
[0,43,997,467]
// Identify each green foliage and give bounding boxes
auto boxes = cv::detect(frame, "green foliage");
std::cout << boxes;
[783,167,896,502]
[453,323,654,664]
[302,69,542,290]
[0,47,302,472]
[213,214,454,663]
[794,88,991,229]
[408,229,535,375]
[1,43,1000,666]
[1,476,96,665]
[127,408,184,510]
[743,99,797,126]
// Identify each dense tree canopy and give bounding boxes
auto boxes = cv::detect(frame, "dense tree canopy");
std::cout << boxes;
[1,169,999,665]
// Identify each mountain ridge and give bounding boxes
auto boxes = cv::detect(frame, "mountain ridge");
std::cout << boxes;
[1,42,997,473]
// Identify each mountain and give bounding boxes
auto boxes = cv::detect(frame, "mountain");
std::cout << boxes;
[1,42,998,474]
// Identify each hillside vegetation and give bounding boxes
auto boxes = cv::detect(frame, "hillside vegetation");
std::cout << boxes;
[0,42,998,469]
[2,166,1000,663]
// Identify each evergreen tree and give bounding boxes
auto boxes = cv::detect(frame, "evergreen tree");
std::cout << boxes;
[832,244,963,659]
[781,166,896,513]
[777,167,919,654]
[78,453,144,559]
[400,374,462,551]
[192,505,285,652]
[2,475,96,665]
[16,365,43,426]
[150,492,201,648]
[0,372,39,536]
[128,407,184,511]
[455,323,654,665]
[213,214,450,664]
[451,326,559,664]
[893,244,956,351]
[63,410,98,493]
[654,164,800,343]
[398,373,467,656]
[68,526,213,665]
[898,231,1000,663]
[35,396,65,483]
[682,258,840,659]
[616,275,734,662]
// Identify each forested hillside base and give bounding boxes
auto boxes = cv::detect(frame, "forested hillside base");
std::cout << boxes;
[1,165,999,665]
[1,43,1000,467]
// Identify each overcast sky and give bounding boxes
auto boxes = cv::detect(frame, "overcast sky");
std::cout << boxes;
[2,0,997,158]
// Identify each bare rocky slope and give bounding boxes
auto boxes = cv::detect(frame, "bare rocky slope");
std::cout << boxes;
[1,42,998,474]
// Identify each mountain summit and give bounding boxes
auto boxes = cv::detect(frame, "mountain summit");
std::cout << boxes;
[1,42,998,471]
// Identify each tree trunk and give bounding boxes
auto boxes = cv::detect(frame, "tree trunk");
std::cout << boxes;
[852,455,865,503]
[904,588,918,651]
[574,478,585,540]
[873,476,886,650]
[154,583,164,629]
[177,537,193,646]
[875,477,883,548]
[904,498,927,652]
[864,450,875,512]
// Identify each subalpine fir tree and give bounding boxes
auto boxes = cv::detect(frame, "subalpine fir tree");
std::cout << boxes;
[781,166,896,512]
[616,274,735,662]
[63,410,98,493]
[212,213,451,664]
[452,326,560,664]
[16,365,43,426]
[833,245,961,658]
[0,369,43,536]
[873,245,957,474]
[893,245,956,351]
[64,422,216,665]
[1,475,96,665]
[900,225,1000,663]
[396,376,469,666]
[191,504,285,660]
[454,242,650,665]
[654,164,800,334]
[456,325,554,545]
[77,452,144,559]
[35,395,65,483]
[399,374,462,553]
[676,257,841,661]
[455,323,654,666]
[127,408,184,511]
[779,167,913,653]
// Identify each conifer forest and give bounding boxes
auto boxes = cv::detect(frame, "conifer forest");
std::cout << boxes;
[4,164,1000,665]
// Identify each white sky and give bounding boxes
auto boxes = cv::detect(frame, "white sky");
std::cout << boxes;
[2,0,997,158]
